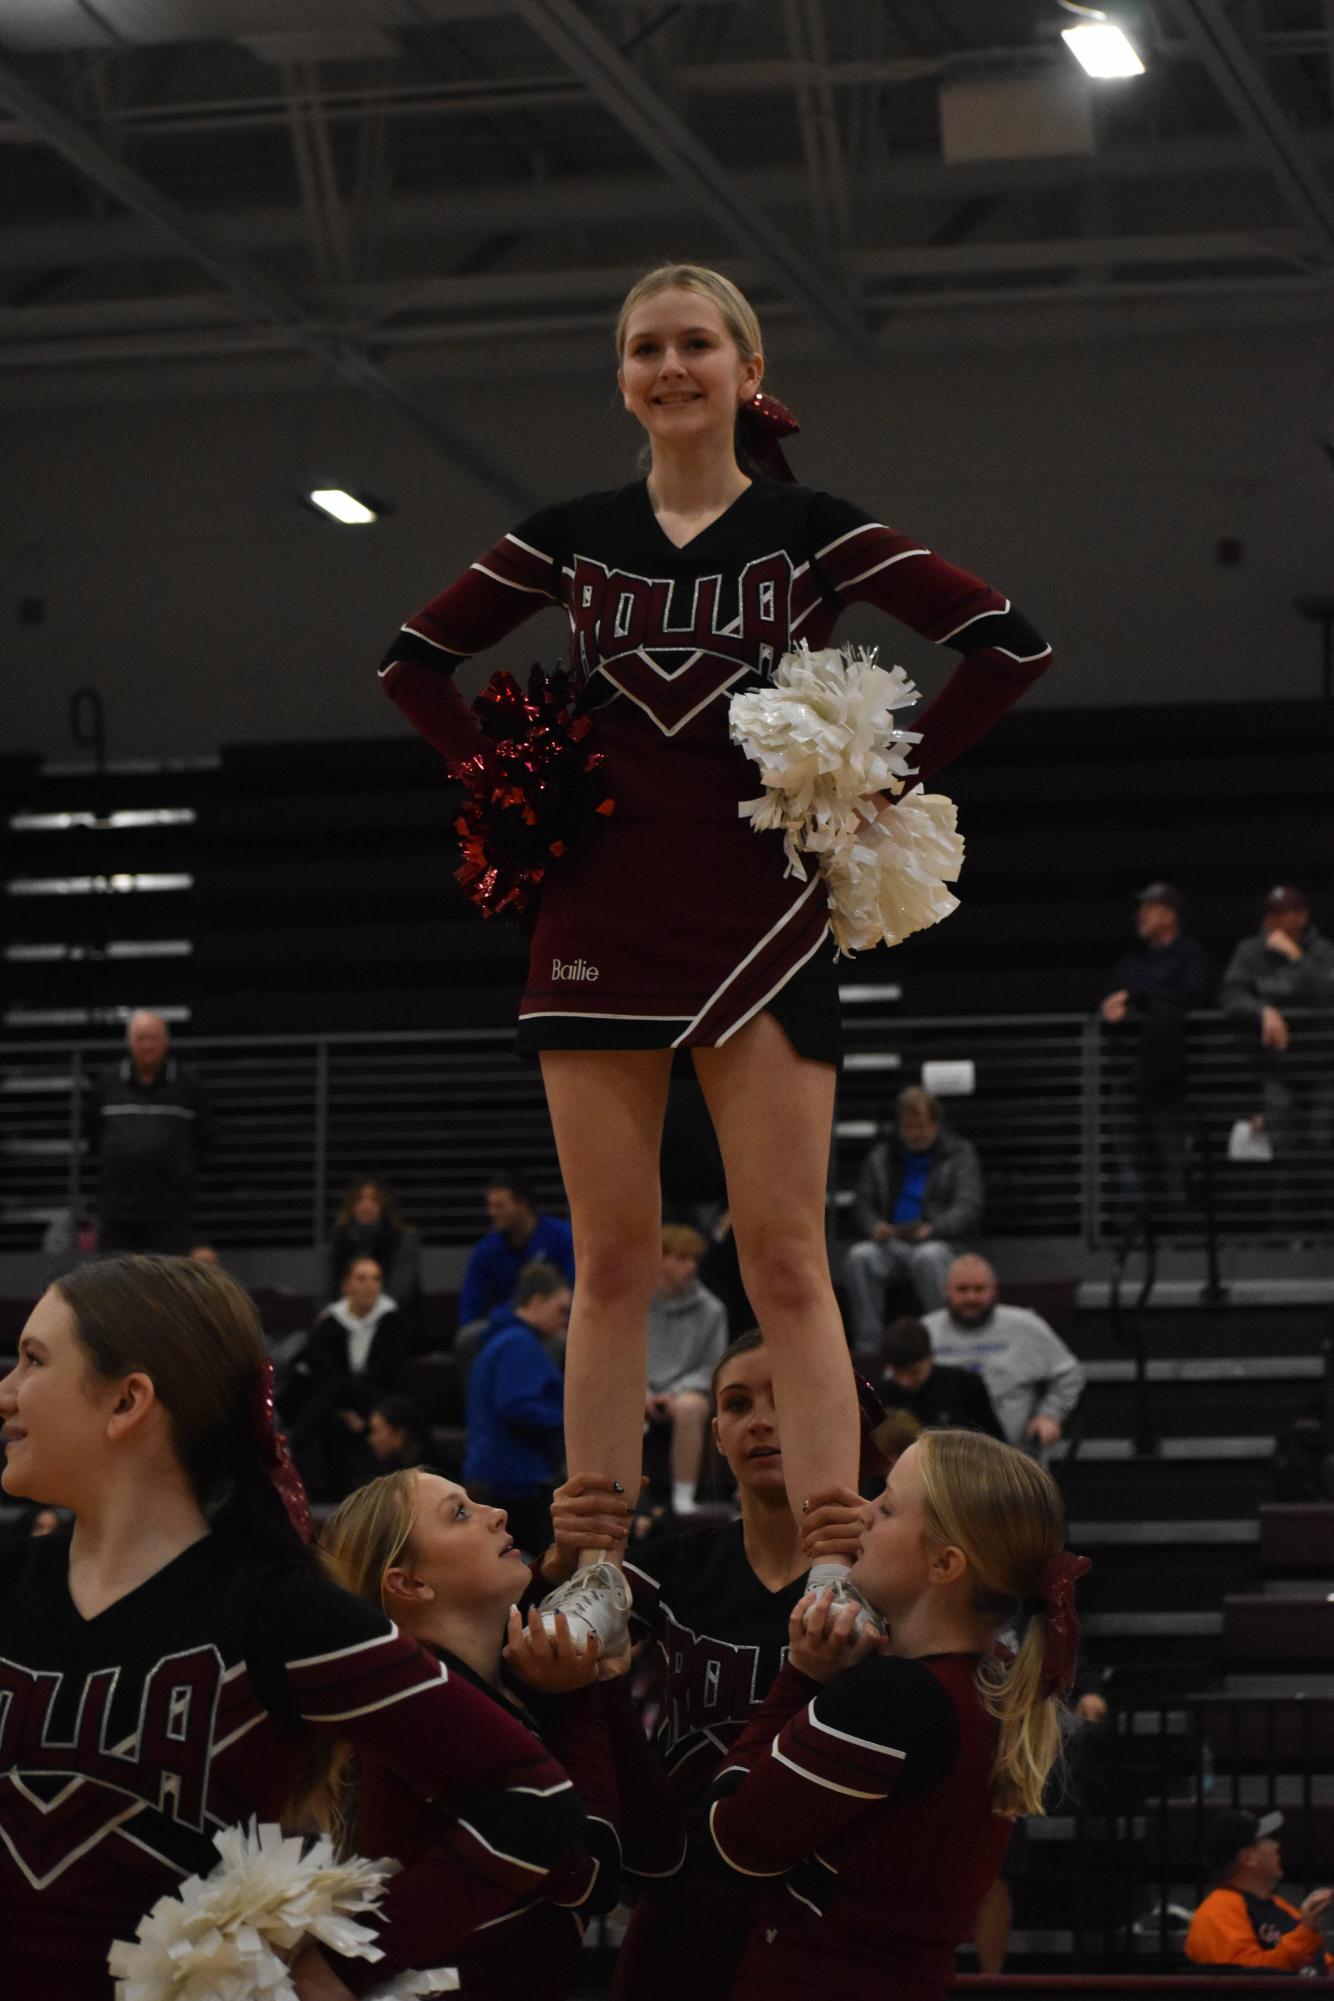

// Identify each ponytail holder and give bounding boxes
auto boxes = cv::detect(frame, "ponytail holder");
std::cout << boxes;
[1029,1550,1092,1698]
[248,1357,314,1546]
[737,391,800,483]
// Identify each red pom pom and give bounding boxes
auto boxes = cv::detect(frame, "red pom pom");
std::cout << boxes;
[453,666,616,922]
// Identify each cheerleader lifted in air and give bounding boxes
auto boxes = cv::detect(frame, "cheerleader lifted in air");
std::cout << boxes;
[379,263,1052,1645]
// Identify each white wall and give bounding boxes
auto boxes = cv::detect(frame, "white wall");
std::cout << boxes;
[2,319,1331,763]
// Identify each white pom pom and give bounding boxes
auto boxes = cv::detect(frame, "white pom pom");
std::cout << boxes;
[109,1822,404,2001]
[729,644,963,957]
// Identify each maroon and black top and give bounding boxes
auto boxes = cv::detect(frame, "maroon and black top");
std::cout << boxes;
[380,478,1050,1058]
[0,1530,587,1999]
[709,1651,1012,2000]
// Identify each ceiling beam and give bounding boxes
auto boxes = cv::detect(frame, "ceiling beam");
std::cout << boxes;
[0,56,536,506]
[507,0,871,356]
[1166,0,1334,254]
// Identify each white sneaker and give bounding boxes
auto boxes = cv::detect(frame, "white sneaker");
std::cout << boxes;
[538,1561,633,1653]
[805,1562,887,1640]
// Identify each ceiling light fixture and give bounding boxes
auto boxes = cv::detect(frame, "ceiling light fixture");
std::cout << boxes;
[1057,4,1145,79]
[306,488,381,525]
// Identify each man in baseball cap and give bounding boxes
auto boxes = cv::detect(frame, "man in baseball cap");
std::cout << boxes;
[1186,1808,1332,1971]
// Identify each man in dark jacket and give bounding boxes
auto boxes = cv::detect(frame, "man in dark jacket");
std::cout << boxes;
[844,1085,984,1354]
[91,1011,213,1253]
[1222,886,1334,1227]
[1100,882,1210,1215]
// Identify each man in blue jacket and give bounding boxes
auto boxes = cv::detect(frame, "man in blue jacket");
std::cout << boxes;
[464,1261,570,1556]
[457,1173,576,1332]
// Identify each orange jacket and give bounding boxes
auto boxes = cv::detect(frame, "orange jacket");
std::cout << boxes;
[1186,1886,1327,1972]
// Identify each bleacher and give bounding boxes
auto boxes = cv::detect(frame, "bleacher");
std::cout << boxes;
[3,693,1333,1983]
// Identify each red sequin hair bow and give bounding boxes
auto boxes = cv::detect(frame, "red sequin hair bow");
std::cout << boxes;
[1028,1550,1093,1697]
[737,391,800,482]
[249,1355,313,1545]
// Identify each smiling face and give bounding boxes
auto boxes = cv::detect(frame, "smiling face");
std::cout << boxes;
[850,1442,960,1620]
[0,1288,123,1508]
[618,286,762,456]
[711,1344,784,1498]
[384,1473,529,1632]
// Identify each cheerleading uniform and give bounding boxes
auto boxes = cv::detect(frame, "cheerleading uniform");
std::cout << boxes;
[708,1651,1012,2000]
[354,1648,667,2000]
[0,1530,588,1999]
[606,1520,806,2001]
[379,478,1050,1062]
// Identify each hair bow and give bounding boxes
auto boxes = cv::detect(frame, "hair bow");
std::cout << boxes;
[737,391,800,482]
[1030,1550,1092,1697]
[249,1356,314,1545]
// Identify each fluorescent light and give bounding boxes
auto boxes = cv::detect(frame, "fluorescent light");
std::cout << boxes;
[9,808,195,831]
[5,873,193,895]
[1061,23,1145,76]
[307,488,378,525]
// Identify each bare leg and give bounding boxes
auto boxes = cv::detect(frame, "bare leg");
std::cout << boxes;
[974,1875,1012,1974]
[539,1048,673,1562]
[693,1013,859,1535]
[667,1390,711,1496]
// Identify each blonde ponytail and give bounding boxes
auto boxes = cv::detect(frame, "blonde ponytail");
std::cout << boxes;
[293,1471,424,1845]
[915,1429,1072,1819]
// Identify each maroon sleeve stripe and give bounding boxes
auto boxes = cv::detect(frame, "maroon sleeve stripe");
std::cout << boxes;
[285,1627,448,1722]
[470,531,559,596]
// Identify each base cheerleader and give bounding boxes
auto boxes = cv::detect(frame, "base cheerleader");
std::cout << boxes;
[0,1257,589,2000]
[707,1427,1089,2000]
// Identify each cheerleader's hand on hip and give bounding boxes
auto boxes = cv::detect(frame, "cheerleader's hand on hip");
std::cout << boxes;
[504,1605,602,1691]
[788,1589,887,1683]
[290,1944,357,2001]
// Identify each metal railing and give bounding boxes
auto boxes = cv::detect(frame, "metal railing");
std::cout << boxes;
[1063,1695,1334,1968]
[0,1011,1330,1252]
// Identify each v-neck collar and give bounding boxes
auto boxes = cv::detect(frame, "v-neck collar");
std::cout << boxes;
[639,474,756,555]
[60,1528,215,1628]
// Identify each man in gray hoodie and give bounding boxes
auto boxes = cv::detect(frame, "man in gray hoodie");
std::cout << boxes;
[1222,886,1334,1227]
[922,1255,1085,1453]
[645,1224,729,1514]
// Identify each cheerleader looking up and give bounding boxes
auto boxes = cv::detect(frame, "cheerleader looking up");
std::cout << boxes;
[379,263,1052,1648]
[544,1331,871,2001]
[320,1468,676,2000]
[0,1255,587,2001]
[708,1428,1088,2001]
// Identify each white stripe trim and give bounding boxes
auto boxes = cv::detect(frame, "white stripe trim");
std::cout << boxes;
[935,599,1009,644]
[626,1829,690,1879]
[838,547,930,592]
[473,1903,533,1933]
[505,532,555,564]
[510,1780,581,1797]
[812,522,885,561]
[995,642,1053,663]
[672,874,824,1047]
[601,658,750,736]
[787,1883,824,1918]
[286,1624,410,1672]
[454,1815,558,1876]
[807,1706,907,1760]
[517,1008,690,1023]
[400,622,468,656]
[711,914,830,1048]
[471,560,553,597]
[772,1741,887,1799]
[301,1674,447,1723]
[707,1799,787,1878]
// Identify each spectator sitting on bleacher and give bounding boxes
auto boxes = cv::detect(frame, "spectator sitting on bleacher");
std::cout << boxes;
[367,1393,427,1473]
[284,1255,411,1499]
[464,1261,570,1558]
[1186,1809,1332,1974]
[328,1178,421,1319]
[646,1225,729,1516]
[878,1315,1003,1439]
[923,1256,1085,1454]
[844,1086,984,1353]
[457,1172,575,1335]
